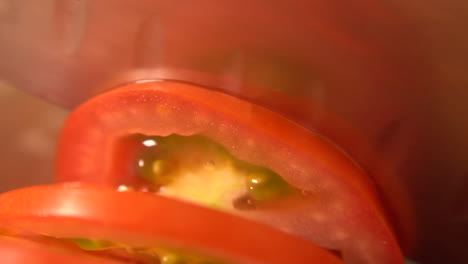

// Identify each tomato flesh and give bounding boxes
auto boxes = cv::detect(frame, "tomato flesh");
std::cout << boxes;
[54,81,404,264]
[0,183,343,264]
[0,235,128,264]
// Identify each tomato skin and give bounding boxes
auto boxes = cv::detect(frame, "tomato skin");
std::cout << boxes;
[55,81,404,264]
[0,235,127,264]
[0,183,343,264]
[57,81,374,194]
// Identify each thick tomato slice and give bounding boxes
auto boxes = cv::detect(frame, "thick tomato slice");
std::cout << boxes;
[55,81,404,264]
[0,235,127,264]
[0,183,343,264]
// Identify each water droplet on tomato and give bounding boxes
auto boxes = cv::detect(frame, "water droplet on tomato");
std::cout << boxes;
[117,185,134,192]
[142,139,157,147]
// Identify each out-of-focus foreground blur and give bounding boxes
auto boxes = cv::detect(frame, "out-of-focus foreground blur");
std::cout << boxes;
[0,81,67,192]
[1,1,468,263]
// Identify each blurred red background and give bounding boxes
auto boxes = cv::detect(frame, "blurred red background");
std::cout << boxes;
[0,81,67,192]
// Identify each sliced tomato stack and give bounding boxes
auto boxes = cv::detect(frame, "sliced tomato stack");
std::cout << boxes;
[0,81,405,264]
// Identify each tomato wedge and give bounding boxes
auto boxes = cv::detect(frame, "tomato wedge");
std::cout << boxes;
[0,183,343,264]
[0,235,127,264]
[55,81,404,264]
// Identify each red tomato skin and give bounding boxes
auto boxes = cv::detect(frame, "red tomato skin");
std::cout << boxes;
[0,183,344,264]
[55,81,405,264]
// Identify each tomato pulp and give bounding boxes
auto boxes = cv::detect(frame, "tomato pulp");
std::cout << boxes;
[0,81,405,264]
[0,234,128,264]
[0,183,344,264]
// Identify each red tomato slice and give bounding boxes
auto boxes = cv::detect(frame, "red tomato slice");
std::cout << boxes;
[0,183,343,264]
[0,235,127,264]
[55,81,404,264]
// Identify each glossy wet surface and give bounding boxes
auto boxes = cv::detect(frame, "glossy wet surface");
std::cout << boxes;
[1,1,468,263]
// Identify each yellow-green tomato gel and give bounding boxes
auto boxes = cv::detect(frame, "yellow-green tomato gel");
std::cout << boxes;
[121,134,297,210]
[83,134,301,263]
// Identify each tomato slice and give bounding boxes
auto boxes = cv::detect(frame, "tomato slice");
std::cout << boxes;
[0,183,343,264]
[0,235,128,264]
[55,81,404,264]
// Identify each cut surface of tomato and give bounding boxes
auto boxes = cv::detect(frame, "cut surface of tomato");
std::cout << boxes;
[55,81,404,264]
[0,183,343,264]
[0,235,128,264]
